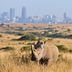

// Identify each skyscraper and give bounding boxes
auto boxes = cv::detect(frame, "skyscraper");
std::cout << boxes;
[64,12,67,19]
[10,8,15,22]
[52,15,56,23]
[21,6,26,19]
[63,12,68,23]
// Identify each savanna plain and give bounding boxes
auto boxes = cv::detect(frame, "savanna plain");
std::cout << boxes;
[0,23,72,72]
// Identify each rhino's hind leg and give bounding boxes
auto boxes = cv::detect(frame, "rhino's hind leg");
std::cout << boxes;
[39,58,49,65]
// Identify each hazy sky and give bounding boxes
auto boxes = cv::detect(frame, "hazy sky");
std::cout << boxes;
[0,0,72,18]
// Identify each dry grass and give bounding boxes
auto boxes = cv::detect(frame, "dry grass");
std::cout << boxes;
[0,50,72,72]
[0,24,72,72]
[0,23,72,33]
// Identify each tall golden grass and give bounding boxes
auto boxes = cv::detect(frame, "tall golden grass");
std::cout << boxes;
[0,31,72,72]
[0,50,72,72]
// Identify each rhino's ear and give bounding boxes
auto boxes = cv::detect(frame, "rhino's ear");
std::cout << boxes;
[32,42,36,45]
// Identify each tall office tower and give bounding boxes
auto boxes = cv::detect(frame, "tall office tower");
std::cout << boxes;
[21,6,26,19]
[10,8,15,22]
[52,15,56,23]
[64,12,67,19]
[63,12,68,23]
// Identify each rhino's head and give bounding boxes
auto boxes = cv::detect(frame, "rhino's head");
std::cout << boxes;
[31,40,45,61]
[32,40,44,49]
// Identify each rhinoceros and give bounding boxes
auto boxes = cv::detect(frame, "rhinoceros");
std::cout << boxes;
[31,40,59,65]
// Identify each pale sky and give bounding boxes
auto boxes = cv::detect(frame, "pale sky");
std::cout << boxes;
[0,0,72,18]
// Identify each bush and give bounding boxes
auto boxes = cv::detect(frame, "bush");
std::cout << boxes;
[57,45,72,53]
[57,45,68,53]
[20,46,31,52]
[18,33,37,41]
[31,32,42,37]
[0,46,15,51]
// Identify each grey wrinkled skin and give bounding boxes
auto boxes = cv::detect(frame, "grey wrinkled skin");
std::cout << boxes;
[31,40,59,65]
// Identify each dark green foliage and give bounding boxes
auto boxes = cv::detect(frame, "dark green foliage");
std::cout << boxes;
[57,45,72,53]
[65,35,72,39]
[18,33,37,41]
[45,33,65,38]
[57,45,68,52]
[20,46,31,52]
[31,32,42,37]
[42,31,72,39]
[0,46,15,51]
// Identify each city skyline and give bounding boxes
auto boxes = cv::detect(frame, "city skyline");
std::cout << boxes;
[0,6,72,23]
[0,6,71,18]
[0,0,72,18]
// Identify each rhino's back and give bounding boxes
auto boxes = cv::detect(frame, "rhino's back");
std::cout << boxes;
[42,43,59,61]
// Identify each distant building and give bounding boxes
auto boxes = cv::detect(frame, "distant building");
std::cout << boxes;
[21,6,26,23]
[63,12,72,23]
[42,15,52,23]
[10,8,15,22]
[21,6,26,19]
[51,15,56,23]
[0,12,9,23]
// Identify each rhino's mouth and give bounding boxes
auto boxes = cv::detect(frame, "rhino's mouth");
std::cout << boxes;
[32,48,44,61]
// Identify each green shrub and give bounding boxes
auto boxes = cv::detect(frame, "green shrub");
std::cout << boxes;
[0,46,15,51]
[57,45,68,52]
[57,45,72,53]
[18,33,37,41]
[20,46,31,52]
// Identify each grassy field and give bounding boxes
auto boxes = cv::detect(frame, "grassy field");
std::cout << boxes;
[0,23,72,72]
